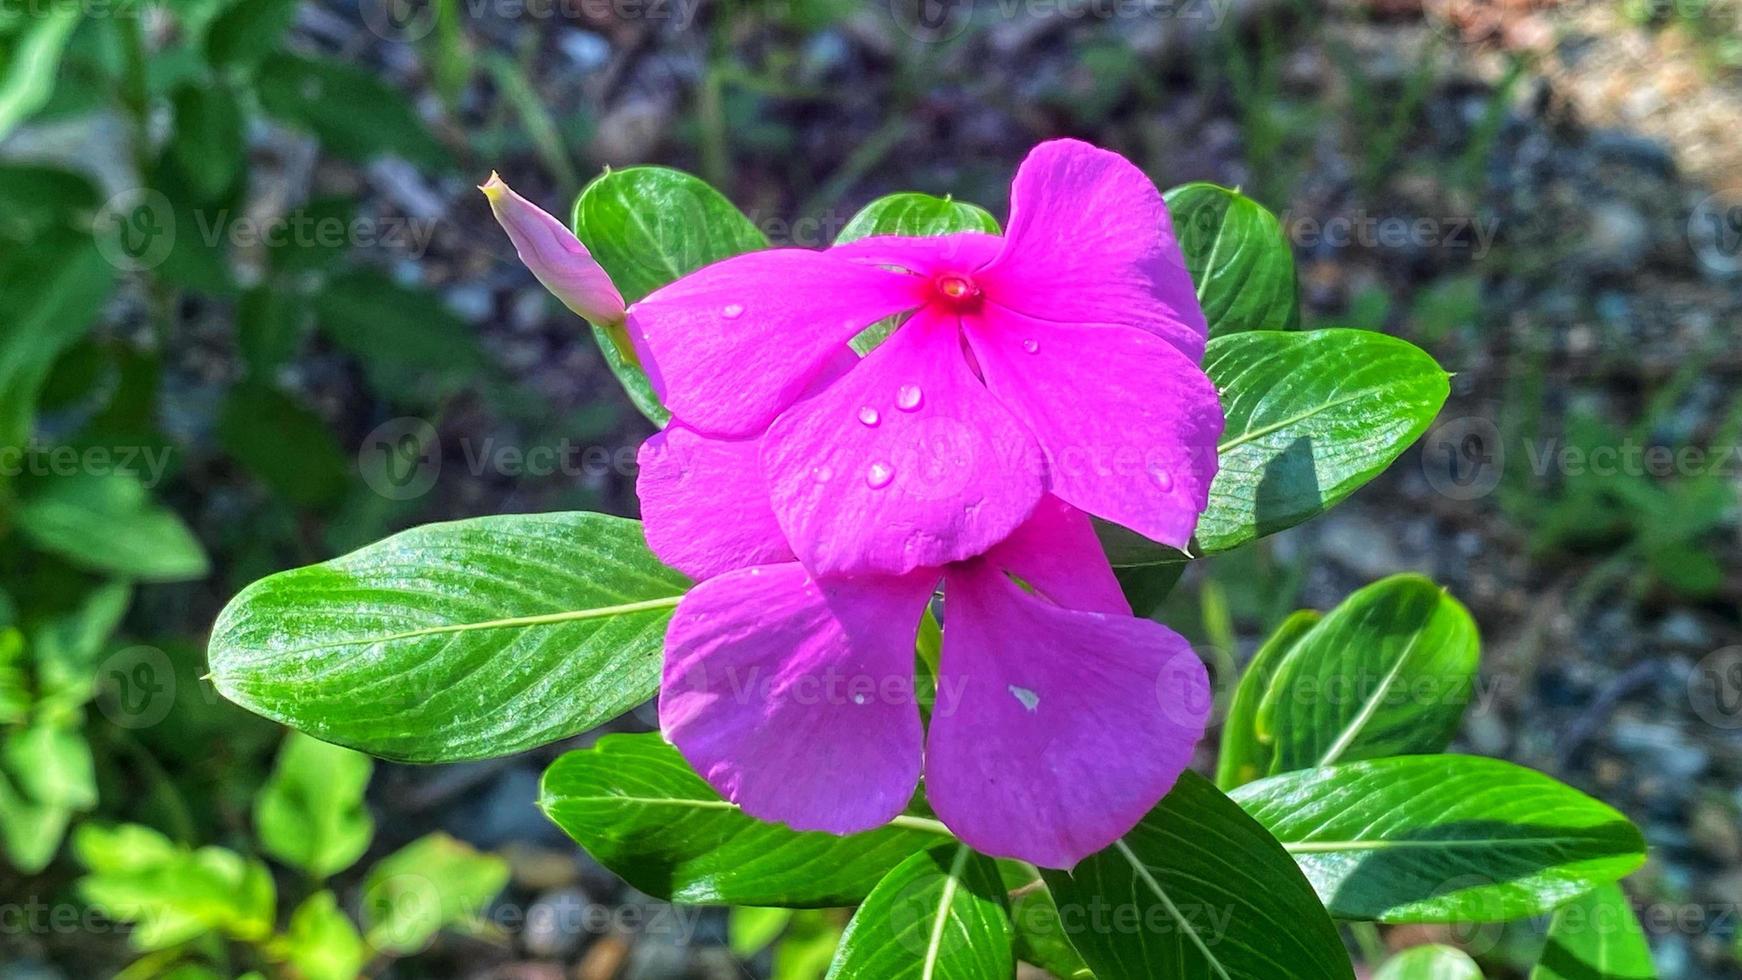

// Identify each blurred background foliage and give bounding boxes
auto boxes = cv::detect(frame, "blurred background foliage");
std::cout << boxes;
[1,0,1740,976]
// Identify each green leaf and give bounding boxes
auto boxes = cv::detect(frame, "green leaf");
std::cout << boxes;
[1164,183,1299,336]
[1216,609,1320,790]
[1530,884,1655,980]
[236,285,311,377]
[730,906,795,958]
[1230,756,1648,923]
[0,775,70,873]
[205,0,298,72]
[313,269,484,404]
[254,732,374,878]
[570,166,768,424]
[1376,945,1485,980]
[999,861,1095,980]
[358,832,508,955]
[75,823,276,949]
[1197,329,1449,553]
[2,724,96,810]
[285,891,368,980]
[0,9,80,141]
[0,235,114,457]
[1042,772,1354,980]
[1256,575,1479,774]
[256,53,452,171]
[209,513,688,762]
[30,579,132,705]
[540,733,951,906]
[826,844,1012,980]
[170,83,244,201]
[15,472,210,583]
[217,382,348,508]
[833,192,1001,356]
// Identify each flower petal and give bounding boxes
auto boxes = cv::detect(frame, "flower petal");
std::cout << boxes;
[927,561,1210,867]
[984,496,1129,615]
[967,308,1222,549]
[482,173,626,327]
[636,424,793,580]
[831,232,1003,275]
[980,139,1206,360]
[629,249,920,436]
[660,563,936,834]
[762,309,1044,577]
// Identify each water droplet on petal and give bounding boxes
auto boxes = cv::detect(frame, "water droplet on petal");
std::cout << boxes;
[857,406,880,427]
[812,465,834,483]
[865,462,894,489]
[1150,466,1174,492]
[722,303,745,319]
[1009,685,1040,712]
[1022,338,1040,354]
[896,384,924,411]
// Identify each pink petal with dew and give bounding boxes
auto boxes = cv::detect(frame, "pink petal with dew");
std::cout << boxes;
[978,139,1207,361]
[636,423,794,581]
[983,495,1129,616]
[481,174,626,327]
[967,307,1223,550]
[761,307,1044,577]
[660,562,937,834]
[926,560,1211,868]
[628,249,921,436]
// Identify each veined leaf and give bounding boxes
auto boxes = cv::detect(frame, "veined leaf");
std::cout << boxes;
[209,513,687,762]
[1042,772,1353,980]
[1231,756,1648,923]
[1256,575,1479,774]
[540,733,950,907]
[826,844,1012,979]
[1197,329,1449,553]
[1529,884,1655,980]
[1164,182,1299,336]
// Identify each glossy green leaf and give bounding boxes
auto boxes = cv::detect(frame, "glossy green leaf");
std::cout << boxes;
[15,472,210,583]
[1376,945,1485,980]
[1197,329,1449,553]
[827,844,1011,980]
[285,891,368,980]
[1042,772,1354,980]
[1256,575,1479,774]
[540,733,951,907]
[358,832,508,955]
[1231,756,1648,923]
[254,732,374,878]
[1530,884,1656,980]
[208,513,688,762]
[833,192,1001,355]
[1216,609,1321,790]
[1164,183,1299,336]
[570,166,769,424]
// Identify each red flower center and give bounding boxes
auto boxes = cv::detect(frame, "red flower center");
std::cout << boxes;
[932,273,982,310]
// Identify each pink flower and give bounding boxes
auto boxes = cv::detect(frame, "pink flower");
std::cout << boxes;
[481,173,626,327]
[639,426,1211,869]
[629,139,1224,577]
